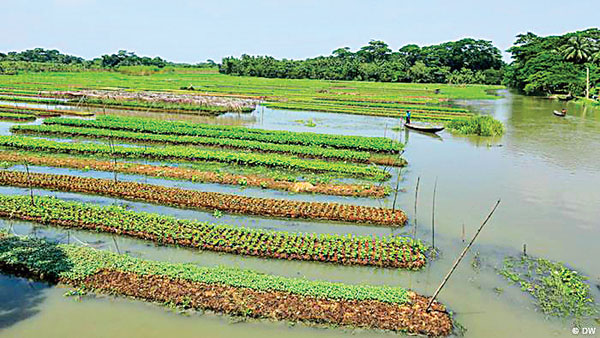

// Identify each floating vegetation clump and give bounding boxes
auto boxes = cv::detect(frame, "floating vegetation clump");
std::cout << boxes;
[446,115,504,136]
[500,255,598,319]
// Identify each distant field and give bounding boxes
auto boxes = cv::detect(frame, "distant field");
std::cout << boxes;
[0,68,503,120]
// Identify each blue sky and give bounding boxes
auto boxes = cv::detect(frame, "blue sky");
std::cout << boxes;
[2,0,598,63]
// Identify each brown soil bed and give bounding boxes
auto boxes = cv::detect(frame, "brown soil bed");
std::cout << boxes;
[77,269,452,336]
[0,170,407,226]
[0,151,386,197]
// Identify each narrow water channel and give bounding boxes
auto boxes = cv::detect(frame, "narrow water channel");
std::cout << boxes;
[0,91,598,337]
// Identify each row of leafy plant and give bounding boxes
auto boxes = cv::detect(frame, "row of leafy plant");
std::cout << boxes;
[0,170,407,226]
[0,151,387,197]
[11,124,377,163]
[262,101,469,121]
[0,104,92,117]
[0,233,452,336]
[0,195,424,268]
[0,112,36,121]
[0,136,388,180]
[45,115,403,153]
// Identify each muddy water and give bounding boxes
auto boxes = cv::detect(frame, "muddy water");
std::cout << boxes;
[0,91,599,337]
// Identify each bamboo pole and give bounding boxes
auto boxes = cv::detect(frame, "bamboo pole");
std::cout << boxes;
[426,199,501,312]
[431,177,438,249]
[413,177,420,239]
[392,168,402,211]
[24,163,35,206]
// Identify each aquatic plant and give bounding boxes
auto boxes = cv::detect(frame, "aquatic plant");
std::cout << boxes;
[500,255,598,319]
[446,115,505,136]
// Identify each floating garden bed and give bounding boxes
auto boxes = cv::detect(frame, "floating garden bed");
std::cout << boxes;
[0,195,423,268]
[0,151,388,197]
[0,112,36,121]
[0,104,93,117]
[0,171,408,226]
[0,136,389,180]
[45,115,403,153]
[0,233,452,336]
[12,124,402,165]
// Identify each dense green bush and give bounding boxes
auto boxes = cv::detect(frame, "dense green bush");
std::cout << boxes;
[446,115,504,136]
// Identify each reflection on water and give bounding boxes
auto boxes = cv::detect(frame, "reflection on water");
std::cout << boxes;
[0,275,48,329]
[0,91,599,337]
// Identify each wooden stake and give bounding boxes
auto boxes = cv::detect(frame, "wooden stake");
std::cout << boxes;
[431,177,438,249]
[392,168,402,211]
[24,163,35,206]
[426,199,501,312]
[523,243,527,256]
[461,223,465,243]
[413,177,420,239]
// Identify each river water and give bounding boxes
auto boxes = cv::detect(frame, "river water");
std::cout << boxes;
[0,91,598,337]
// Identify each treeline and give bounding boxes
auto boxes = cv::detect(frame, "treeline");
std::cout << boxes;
[0,48,214,74]
[220,39,505,84]
[504,28,600,96]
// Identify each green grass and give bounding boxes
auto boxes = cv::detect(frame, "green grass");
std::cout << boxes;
[0,68,503,119]
[446,115,505,136]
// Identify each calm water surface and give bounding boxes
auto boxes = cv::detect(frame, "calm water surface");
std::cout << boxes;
[0,91,598,337]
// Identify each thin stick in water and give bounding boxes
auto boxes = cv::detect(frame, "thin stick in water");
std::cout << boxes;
[392,168,402,211]
[426,199,501,312]
[413,176,421,239]
[432,177,438,249]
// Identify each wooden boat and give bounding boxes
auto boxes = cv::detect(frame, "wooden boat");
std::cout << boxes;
[553,110,566,117]
[404,123,445,133]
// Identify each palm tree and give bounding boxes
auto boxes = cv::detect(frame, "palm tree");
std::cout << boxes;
[560,36,595,63]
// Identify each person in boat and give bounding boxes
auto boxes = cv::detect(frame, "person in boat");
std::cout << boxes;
[405,110,411,124]
[561,108,567,115]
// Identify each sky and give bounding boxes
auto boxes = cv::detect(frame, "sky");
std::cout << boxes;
[1,0,598,63]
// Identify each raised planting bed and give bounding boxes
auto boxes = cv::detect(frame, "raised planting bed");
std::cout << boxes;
[45,115,403,153]
[0,135,388,180]
[0,104,92,117]
[0,151,388,198]
[0,195,424,269]
[0,112,36,121]
[0,171,408,226]
[0,233,452,336]
[11,124,379,164]
[262,102,471,121]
